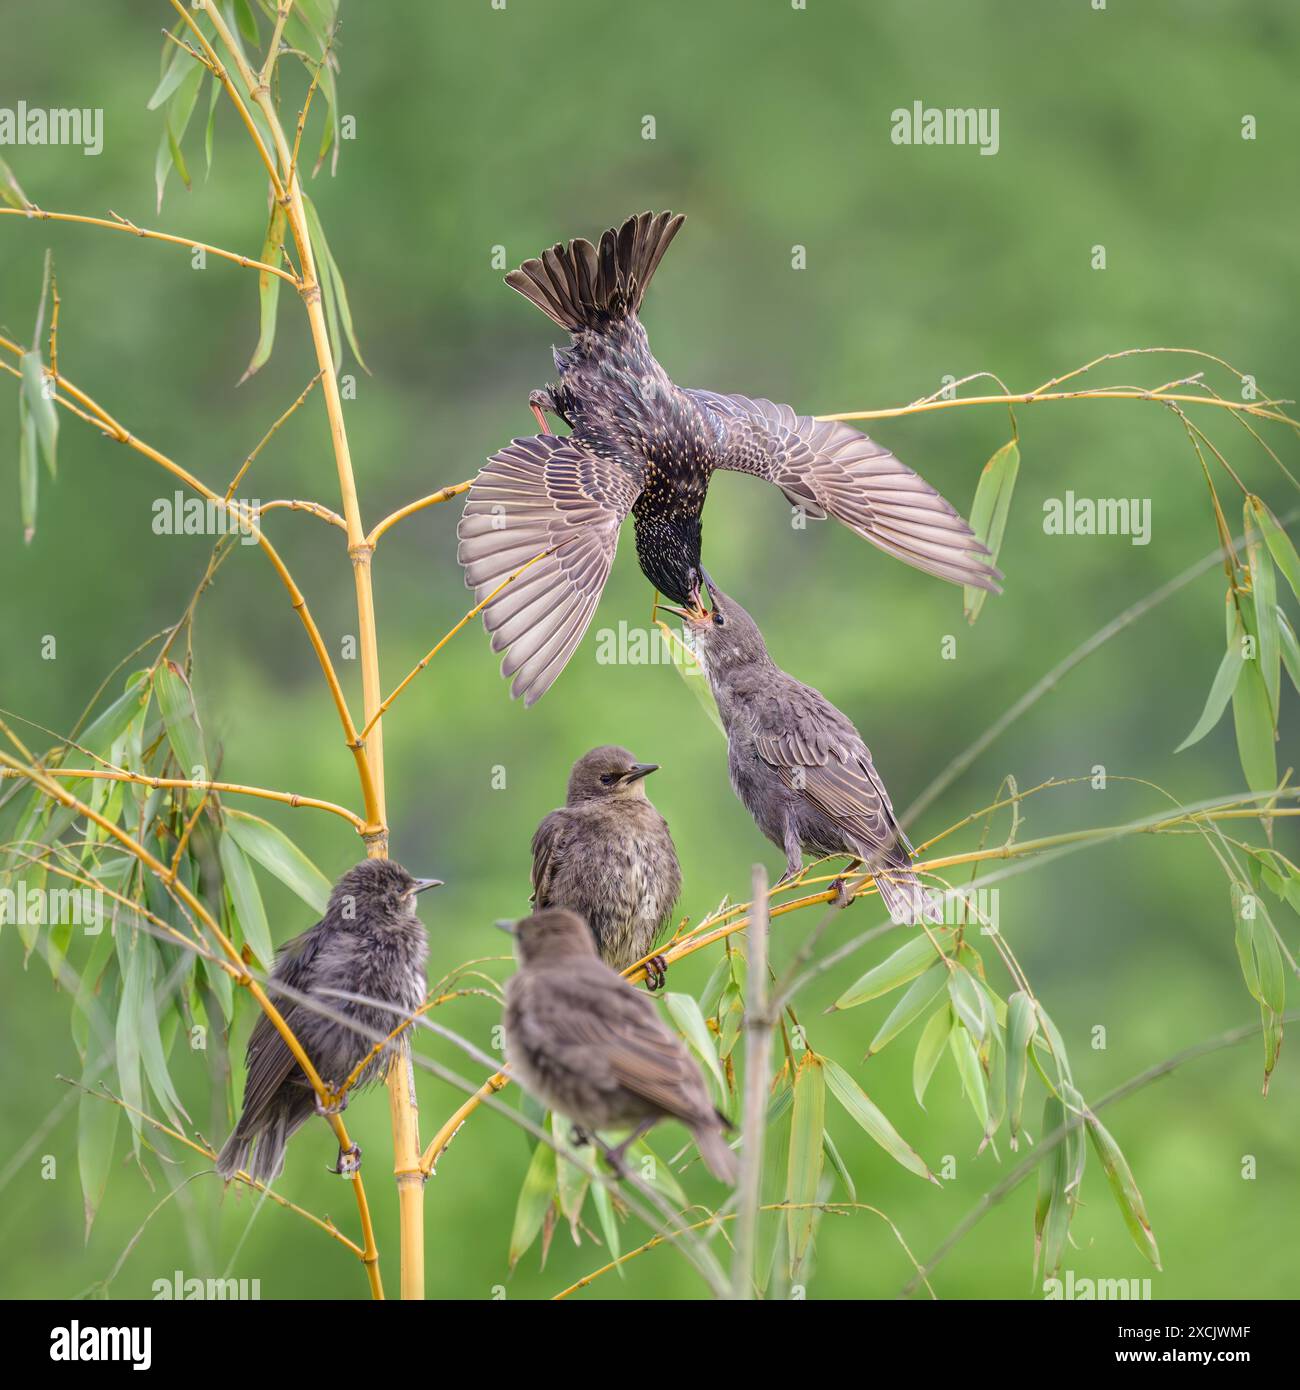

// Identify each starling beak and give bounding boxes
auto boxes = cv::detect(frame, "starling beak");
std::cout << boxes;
[687,583,941,927]
[458,211,1003,704]
[412,877,444,894]
[215,859,433,1184]
[529,746,681,989]
[504,909,736,1183]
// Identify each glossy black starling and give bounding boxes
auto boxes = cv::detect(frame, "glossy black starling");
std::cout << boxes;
[457,210,1000,704]
[215,859,440,1184]
[668,579,938,924]
[502,909,736,1183]
[531,745,681,990]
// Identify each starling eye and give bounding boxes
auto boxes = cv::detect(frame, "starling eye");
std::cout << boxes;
[712,611,726,627]
[599,773,617,785]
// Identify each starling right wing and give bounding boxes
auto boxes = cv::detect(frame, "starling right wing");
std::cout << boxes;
[692,390,1001,591]
[457,435,641,706]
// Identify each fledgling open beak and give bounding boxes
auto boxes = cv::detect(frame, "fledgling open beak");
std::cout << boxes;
[621,762,659,784]
[413,878,445,894]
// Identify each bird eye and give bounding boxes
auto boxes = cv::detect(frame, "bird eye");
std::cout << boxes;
[599,773,617,785]
[712,611,726,627]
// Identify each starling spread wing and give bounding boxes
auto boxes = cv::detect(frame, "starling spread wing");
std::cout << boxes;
[692,390,1002,592]
[458,436,641,706]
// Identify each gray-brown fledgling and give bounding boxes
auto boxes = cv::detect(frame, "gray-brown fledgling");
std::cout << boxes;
[667,578,937,924]
[457,210,1000,705]
[502,909,736,1183]
[531,745,681,991]
[215,860,441,1184]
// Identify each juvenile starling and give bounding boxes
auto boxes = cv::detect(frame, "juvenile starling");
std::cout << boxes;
[502,909,736,1183]
[457,210,1000,704]
[215,859,440,1184]
[530,745,681,990]
[667,579,937,924]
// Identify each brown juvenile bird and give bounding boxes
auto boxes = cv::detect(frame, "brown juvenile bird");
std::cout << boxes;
[457,210,999,704]
[667,578,938,924]
[215,859,441,1183]
[531,745,681,990]
[502,909,736,1183]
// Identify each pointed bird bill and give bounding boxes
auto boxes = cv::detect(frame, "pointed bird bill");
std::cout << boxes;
[622,762,659,782]
[494,918,518,935]
[412,878,444,894]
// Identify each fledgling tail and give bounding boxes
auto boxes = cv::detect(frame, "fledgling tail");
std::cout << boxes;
[505,210,685,333]
[874,863,943,926]
[215,1112,296,1186]
[692,1112,739,1185]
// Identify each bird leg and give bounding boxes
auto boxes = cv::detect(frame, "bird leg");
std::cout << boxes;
[328,1142,363,1176]
[830,859,864,909]
[314,1087,350,1116]
[643,954,669,991]
[569,1124,591,1148]
[599,1118,657,1180]
[528,388,554,434]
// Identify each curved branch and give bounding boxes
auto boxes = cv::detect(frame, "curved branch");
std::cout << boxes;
[366,480,472,548]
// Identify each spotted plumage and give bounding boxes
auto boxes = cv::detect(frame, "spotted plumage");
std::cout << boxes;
[457,211,1001,705]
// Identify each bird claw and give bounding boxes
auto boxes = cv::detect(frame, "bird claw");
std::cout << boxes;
[314,1089,349,1116]
[644,954,669,992]
[328,1143,362,1176]
[599,1143,629,1182]
[830,876,854,909]
[569,1124,591,1148]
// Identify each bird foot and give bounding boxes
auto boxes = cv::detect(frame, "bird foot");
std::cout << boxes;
[569,1124,591,1148]
[328,1143,362,1176]
[598,1140,630,1181]
[644,954,669,991]
[830,876,855,909]
[314,1088,349,1117]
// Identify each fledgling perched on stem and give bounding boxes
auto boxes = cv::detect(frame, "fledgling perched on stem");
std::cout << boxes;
[457,209,1000,704]
[215,859,440,1184]
[667,578,938,924]
[531,745,681,990]
[502,909,737,1183]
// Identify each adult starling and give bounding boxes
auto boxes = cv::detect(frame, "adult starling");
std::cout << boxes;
[667,579,938,924]
[215,859,441,1184]
[502,909,736,1182]
[530,745,681,990]
[457,210,1000,704]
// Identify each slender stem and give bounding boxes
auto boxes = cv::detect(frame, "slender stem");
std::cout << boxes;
[0,206,299,284]
[732,864,773,1299]
[0,767,366,832]
[258,498,347,530]
[366,480,472,547]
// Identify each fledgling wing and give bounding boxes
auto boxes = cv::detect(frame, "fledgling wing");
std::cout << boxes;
[529,808,573,905]
[236,926,324,1130]
[457,436,642,706]
[691,390,1001,591]
[754,679,912,868]
[542,969,715,1124]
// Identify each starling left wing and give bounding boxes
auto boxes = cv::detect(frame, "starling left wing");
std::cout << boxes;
[692,390,1001,591]
[457,435,641,706]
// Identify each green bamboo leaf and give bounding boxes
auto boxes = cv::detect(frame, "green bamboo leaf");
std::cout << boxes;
[624,1137,688,1206]
[1245,501,1281,722]
[223,809,331,913]
[1006,991,1036,1149]
[203,72,219,178]
[963,438,1019,624]
[1249,497,1300,604]
[1279,608,1300,696]
[866,961,947,1057]
[657,621,724,734]
[912,1004,952,1108]
[77,1075,120,1243]
[1231,654,1277,794]
[1034,1093,1072,1281]
[786,1052,826,1269]
[551,1113,589,1242]
[590,1175,622,1275]
[822,1054,935,1183]
[233,0,260,45]
[132,935,189,1128]
[664,991,725,1094]
[946,967,986,1042]
[154,660,206,784]
[146,41,195,110]
[155,61,203,209]
[1261,1002,1283,1094]
[0,153,31,209]
[302,194,367,371]
[218,835,273,968]
[948,1023,989,1134]
[507,1138,556,1270]
[717,979,744,1060]
[1086,1112,1161,1269]
[18,391,37,542]
[115,938,146,1152]
[830,927,954,1011]
[240,201,287,382]
[822,1128,856,1202]
[1175,635,1244,752]
[20,351,57,478]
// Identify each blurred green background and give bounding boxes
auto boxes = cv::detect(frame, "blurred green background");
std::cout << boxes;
[1,0,1297,1301]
